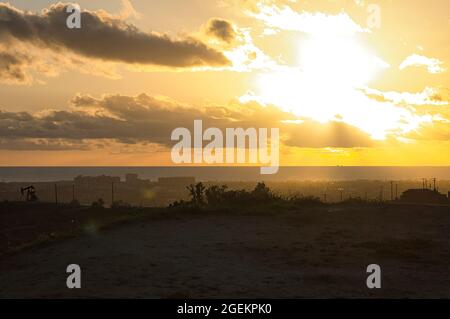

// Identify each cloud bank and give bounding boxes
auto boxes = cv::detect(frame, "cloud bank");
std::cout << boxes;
[0,2,229,68]
[0,93,375,151]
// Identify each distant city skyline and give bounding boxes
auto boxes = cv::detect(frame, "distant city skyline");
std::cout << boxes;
[1,166,450,182]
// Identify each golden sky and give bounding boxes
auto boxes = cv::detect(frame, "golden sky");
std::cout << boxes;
[0,0,449,166]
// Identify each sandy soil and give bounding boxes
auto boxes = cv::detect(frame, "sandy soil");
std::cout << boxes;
[1,205,450,298]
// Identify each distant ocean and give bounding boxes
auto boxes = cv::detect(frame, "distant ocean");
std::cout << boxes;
[0,167,450,182]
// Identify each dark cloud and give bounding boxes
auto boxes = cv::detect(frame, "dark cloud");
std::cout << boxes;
[0,51,31,83]
[205,18,237,43]
[0,95,210,146]
[0,3,230,67]
[0,93,376,150]
[0,137,89,151]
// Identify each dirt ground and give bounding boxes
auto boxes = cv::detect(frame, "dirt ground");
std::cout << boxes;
[1,204,450,298]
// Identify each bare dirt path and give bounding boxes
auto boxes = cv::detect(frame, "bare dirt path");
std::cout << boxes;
[1,206,450,298]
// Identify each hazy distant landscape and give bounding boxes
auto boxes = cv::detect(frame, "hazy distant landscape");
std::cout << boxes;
[1,167,450,207]
[2,166,450,182]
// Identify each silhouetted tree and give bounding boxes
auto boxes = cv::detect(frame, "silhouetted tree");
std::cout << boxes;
[252,182,272,202]
[187,183,206,206]
[205,185,228,205]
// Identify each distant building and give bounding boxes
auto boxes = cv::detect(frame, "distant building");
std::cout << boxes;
[124,173,149,187]
[74,175,120,187]
[125,173,139,184]
[400,188,448,204]
[157,177,195,187]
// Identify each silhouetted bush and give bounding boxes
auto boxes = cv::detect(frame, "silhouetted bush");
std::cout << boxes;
[91,198,105,208]
[205,185,228,206]
[252,182,276,202]
[111,200,131,209]
[338,197,375,206]
[288,195,323,206]
[173,182,289,208]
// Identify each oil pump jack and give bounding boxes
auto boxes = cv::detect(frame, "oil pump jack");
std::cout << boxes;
[20,185,38,202]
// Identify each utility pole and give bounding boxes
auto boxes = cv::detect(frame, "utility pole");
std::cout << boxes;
[395,184,398,200]
[338,188,343,202]
[54,184,58,205]
[111,182,115,205]
[433,178,436,191]
[390,181,393,201]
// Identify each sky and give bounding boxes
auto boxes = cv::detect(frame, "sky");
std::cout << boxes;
[0,0,449,166]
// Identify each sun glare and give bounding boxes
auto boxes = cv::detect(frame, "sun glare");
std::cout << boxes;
[255,34,399,139]
[300,35,387,87]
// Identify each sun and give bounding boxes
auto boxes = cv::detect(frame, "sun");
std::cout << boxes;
[256,34,387,120]
[253,34,399,139]
[299,35,387,87]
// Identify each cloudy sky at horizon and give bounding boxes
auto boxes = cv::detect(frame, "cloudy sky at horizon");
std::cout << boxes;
[0,0,449,166]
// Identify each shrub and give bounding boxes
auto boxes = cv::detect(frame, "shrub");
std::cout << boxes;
[111,200,131,209]
[91,198,105,208]
[288,195,323,206]
[171,182,324,209]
